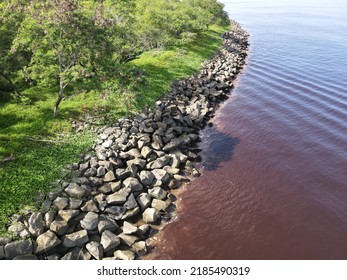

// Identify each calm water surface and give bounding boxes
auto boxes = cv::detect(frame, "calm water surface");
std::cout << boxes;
[150,0,347,259]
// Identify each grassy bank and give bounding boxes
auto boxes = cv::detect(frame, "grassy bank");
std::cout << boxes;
[0,24,229,233]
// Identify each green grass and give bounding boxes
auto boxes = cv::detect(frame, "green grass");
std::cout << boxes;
[0,24,229,233]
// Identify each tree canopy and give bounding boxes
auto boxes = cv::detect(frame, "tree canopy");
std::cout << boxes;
[0,0,229,115]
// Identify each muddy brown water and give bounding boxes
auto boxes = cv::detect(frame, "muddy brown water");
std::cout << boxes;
[148,0,347,260]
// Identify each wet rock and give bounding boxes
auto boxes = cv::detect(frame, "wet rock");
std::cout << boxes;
[114,250,135,260]
[35,230,61,254]
[5,240,33,260]
[80,212,99,231]
[86,242,104,260]
[28,212,45,237]
[100,230,120,252]
[142,208,160,224]
[65,183,86,198]
[63,230,89,248]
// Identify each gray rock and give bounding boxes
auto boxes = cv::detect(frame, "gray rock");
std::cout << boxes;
[50,219,69,235]
[163,166,180,175]
[61,247,85,260]
[63,230,89,248]
[28,212,45,237]
[104,170,116,182]
[137,193,152,211]
[152,199,169,212]
[99,184,112,194]
[139,170,155,186]
[115,168,132,180]
[122,177,143,192]
[132,241,147,256]
[19,229,31,239]
[13,254,38,260]
[124,193,137,210]
[58,210,80,222]
[142,208,160,224]
[141,146,153,159]
[114,250,135,260]
[121,207,140,220]
[8,222,25,236]
[110,181,121,192]
[138,224,150,236]
[146,158,165,169]
[80,199,99,213]
[152,169,170,183]
[102,139,113,148]
[86,242,104,260]
[35,230,62,254]
[118,233,138,246]
[5,240,33,260]
[80,212,99,231]
[173,174,190,182]
[69,198,83,209]
[106,188,131,205]
[97,166,106,177]
[53,196,69,210]
[100,230,120,252]
[44,211,55,228]
[148,187,167,200]
[0,245,5,260]
[171,150,188,163]
[65,183,86,198]
[104,206,126,220]
[122,221,138,235]
[98,215,119,233]
[127,158,146,169]
[162,138,181,151]
[84,167,97,177]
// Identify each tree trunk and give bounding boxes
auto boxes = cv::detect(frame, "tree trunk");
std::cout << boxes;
[53,87,64,116]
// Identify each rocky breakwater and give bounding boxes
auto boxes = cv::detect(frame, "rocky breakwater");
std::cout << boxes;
[0,21,249,260]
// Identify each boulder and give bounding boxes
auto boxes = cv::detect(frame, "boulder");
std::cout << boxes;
[65,183,86,198]
[118,233,138,246]
[142,208,160,224]
[124,193,138,210]
[151,199,169,212]
[122,177,143,192]
[0,246,5,260]
[106,188,131,205]
[148,187,167,200]
[104,171,116,182]
[136,193,152,211]
[132,241,147,256]
[69,198,83,209]
[63,230,89,248]
[50,220,69,235]
[100,230,120,252]
[122,221,138,235]
[58,210,80,223]
[28,212,45,237]
[4,240,33,260]
[152,169,170,183]
[98,215,119,234]
[86,242,104,260]
[35,230,62,254]
[138,170,155,186]
[114,250,135,260]
[80,212,99,231]
[53,197,69,210]
[104,206,126,220]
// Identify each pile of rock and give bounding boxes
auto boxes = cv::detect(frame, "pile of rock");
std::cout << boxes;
[0,21,248,260]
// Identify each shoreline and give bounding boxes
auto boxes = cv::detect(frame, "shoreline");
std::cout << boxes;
[0,20,249,260]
